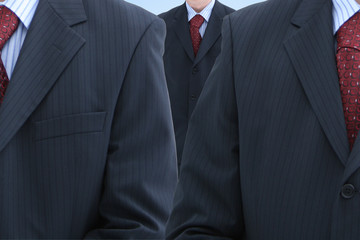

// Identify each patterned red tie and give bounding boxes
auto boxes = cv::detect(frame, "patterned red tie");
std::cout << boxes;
[336,12,360,150]
[0,6,19,105]
[190,14,204,57]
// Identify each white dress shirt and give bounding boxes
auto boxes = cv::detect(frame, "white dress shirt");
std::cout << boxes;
[333,0,360,34]
[186,0,216,37]
[0,0,39,79]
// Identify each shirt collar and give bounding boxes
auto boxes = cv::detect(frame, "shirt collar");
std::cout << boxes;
[186,0,216,23]
[332,0,360,35]
[0,0,39,30]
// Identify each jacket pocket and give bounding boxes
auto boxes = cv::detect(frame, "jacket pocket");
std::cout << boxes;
[34,112,106,141]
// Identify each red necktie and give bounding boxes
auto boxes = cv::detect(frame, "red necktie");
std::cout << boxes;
[0,6,19,105]
[336,12,360,150]
[190,14,204,57]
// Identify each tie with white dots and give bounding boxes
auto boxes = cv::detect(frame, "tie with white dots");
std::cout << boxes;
[190,14,204,57]
[0,6,19,105]
[336,12,360,150]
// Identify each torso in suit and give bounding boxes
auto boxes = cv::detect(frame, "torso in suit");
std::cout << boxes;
[0,0,177,238]
[167,0,360,239]
[159,1,234,164]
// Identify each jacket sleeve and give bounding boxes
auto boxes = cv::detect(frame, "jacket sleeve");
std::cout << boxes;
[85,18,178,239]
[166,15,245,239]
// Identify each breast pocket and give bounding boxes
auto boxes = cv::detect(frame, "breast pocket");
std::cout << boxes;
[34,112,106,141]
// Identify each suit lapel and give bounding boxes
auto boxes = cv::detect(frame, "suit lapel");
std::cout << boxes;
[344,135,360,181]
[194,1,223,65]
[174,4,195,62]
[284,0,349,165]
[0,0,86,153]
[343,105,360,180]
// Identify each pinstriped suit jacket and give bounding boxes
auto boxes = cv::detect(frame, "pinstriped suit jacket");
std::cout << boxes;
[167,0,360,239]
[159,1,234,165]
[0,0,177,238]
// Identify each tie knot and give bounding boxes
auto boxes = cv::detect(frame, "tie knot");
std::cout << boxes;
[0,6,19,51]
[337,12,360,50]
[190,15,204,29]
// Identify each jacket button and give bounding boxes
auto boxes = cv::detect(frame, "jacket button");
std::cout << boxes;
[192,66,199,74]
[341,184,356,199]
[190,95,197,101]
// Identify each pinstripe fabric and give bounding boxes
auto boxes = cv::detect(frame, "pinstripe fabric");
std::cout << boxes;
[0,0,177,238]
[0,0,39,79]
[166,0,360,239]
[160,1,234,167]
[332,0,360,34]
[186,0,215,37]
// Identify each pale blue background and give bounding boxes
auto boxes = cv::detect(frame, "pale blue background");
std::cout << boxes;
[124,0,265,14]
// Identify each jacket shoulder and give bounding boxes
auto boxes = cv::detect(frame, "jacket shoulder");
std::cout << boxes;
[216,1,235,15]
[84,0,161,31]
[228,0,301,34]
[159,5,182,22]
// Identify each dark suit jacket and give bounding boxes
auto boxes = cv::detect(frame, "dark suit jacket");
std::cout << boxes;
[159,2,234,164]
[167,0,360,239]
[0,0,177,238]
